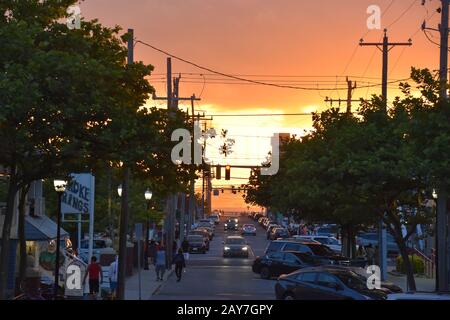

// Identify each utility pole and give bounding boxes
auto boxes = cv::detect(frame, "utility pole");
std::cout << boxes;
[153,63,203,261]
[437,0,450,292]
[324,77,359,114]
[360,29,412,282]
[346,77,357,114]
[360,29,412,110]
[117,28,134,300]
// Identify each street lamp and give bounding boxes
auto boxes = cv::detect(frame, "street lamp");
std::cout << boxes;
[117,184,123,197]
[144,189,153,270]
[53,179,67,300]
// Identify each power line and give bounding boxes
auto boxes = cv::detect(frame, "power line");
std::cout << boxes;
[386,0,419,29]
[136,40,409,91]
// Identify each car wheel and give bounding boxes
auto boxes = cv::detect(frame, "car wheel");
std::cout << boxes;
[260,267,271,279]
[283,293,295,301]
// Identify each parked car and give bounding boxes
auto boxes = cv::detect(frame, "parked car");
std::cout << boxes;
[387,292,450,300]
[224,219,239,231]
[315,225,339,237]
[252,251,326,279]
[265,240,350,265]
[78,238,116,263]
[188,230,210,250]
[327,265,403,293]
[265,240,314,255]
[223,236,249,258]
[187,235,207,254]
[356,232,399,254]
[263,220,276,229]
[196,226,214,240]
[266,224,280,239]
[241,224,257,236]
[208,214,220,225]
[274,266,388,300]
[270,227,290,240]
[197,219,215,230]
[293,235,342,254]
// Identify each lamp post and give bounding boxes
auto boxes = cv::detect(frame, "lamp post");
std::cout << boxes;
[53,179,67,300]
[144,189,153,270]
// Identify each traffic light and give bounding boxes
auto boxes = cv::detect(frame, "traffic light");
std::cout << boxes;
[216,165,221,180]
[225,165,231,180]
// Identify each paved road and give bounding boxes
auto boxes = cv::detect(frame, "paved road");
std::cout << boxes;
[151,215,276,300]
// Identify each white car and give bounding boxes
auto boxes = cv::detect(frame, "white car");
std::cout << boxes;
[78,238,116,263]
[241,224,257,236]
[387,292,450,300]
[292,235,342,254]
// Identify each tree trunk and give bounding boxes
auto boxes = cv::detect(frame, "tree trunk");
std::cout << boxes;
[0,171,19,299]
[398,240,417,291]
[18,184,30,289]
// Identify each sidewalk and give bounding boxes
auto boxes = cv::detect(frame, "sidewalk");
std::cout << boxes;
[387,266,435,292]
[124,265,174,300]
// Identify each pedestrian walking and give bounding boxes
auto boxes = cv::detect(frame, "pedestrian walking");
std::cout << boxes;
[148,240,157,266]
[155,246,167,281]
[83,256,103,299]
[181,238,189,260]
[173,249,186,282]
[108,256,118,299]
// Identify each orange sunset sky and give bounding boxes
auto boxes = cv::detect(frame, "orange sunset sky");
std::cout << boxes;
[81,0,440,212]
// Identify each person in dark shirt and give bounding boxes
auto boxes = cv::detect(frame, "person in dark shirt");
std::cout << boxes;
[172,249,186,282]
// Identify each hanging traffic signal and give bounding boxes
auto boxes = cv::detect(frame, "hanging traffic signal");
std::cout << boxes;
[216,165,221,180]
[225,165,231,180]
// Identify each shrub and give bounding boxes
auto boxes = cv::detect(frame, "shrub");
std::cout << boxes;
[396,255,425,274]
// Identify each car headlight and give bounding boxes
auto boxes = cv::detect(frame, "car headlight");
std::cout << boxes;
[224,246,231,251]
[225,224,228,227]
[242,247,248,251]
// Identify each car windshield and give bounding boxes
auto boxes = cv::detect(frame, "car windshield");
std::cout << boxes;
[225,238,245,245]
[226,220,236,224]
[307,244,334,256]
[335,272,367,291]
[244,224,254,228]
[188,236,203,243]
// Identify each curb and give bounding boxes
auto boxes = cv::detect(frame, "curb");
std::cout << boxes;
[151,269,175,297]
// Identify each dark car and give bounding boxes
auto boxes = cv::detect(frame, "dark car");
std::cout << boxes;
[252,251,327,279]
[187,235,207,254]
[265,240,315,255]
[324,265,403,293]
[270,227,290,240]
[265,240,350,265]
[266,224,280,239]
[300,242,350,265]
[275,267,388,300]
[224,219,239,231]
[188,230,210,250]
[223,236,249,258]
[196,226,214,240]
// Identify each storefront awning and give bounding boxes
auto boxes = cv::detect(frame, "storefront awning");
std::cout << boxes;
[25,215,68,241]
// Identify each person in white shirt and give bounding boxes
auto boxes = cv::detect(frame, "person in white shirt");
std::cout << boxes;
[108,256,118,299]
